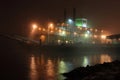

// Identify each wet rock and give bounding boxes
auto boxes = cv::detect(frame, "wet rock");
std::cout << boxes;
[63,60,120,80]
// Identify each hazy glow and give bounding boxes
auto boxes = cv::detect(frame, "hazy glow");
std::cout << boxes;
[32,24,38,30]
[65,40,68,44]
[46,59,55,78]
[74,32,77,35]
[83,56,89,67]
[87,30,90,34]
[49,23,54,29]
[30,56,38,80]
[50,30,54,33]
[85,34,88,38]
[100,54,112,64]
[40,35,46,42]
[30,24,38,38]
[62,31,66,36]
[101,35,106,39]
[58,29,62,33]
[59,30,66,36]
[58,60,67,73]
[83,23,87,27]
[57,40,61,44]
[68,19,73,24]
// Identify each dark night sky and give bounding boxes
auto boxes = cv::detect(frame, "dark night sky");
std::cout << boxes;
[0,0,120,36]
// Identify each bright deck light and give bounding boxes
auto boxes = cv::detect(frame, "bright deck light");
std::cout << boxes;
[85,34,88,38]
[101,35,106,39]
[32,24,38,30]
[68,19,73,24]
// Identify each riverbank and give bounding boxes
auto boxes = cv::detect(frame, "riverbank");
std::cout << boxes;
[63,60,120,80]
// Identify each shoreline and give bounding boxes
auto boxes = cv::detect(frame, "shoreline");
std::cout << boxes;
[63,60,120,80]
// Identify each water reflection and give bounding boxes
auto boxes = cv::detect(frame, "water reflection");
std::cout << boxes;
[46,59,55,80]
[83,56,89,67]
[30,56,38,80]
[58,60,73,80]
[29,53,115,80]
[58,60,68,73]
[100,54,112,64]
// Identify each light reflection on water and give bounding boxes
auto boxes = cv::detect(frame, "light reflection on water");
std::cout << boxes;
[100,54,112,64]
[29,53,116,80]
[30,56,39,80]
[46,59,55,80]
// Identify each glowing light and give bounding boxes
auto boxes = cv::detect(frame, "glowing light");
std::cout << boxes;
[83,23,87,27]
[59,29,62,33]
[62,31,66,36]
[30,24,38,38]
[48,23,54,30]
[85,34,88,38]
[50,30,54,33]
[74,32,77,35]
[40,35,46,42]
[87,30,90,34]
[50,23,53,26]
[62,31,66,35]
[101,35,106,39]
[68,19,73,24]
[58,40,61,44]
[59,30,66,36]
[65,40,68,44]
[32,24,38,30]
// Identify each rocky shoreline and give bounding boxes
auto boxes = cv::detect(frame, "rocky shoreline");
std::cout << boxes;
[63,60,120,80]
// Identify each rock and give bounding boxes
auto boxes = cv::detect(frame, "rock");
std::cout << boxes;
[63,60,120,80]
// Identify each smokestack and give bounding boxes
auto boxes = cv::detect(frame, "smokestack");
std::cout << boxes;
[73,8,76,22]
[64,8,67,23]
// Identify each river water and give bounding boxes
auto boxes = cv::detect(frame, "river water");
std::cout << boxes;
[0,36,120,80]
